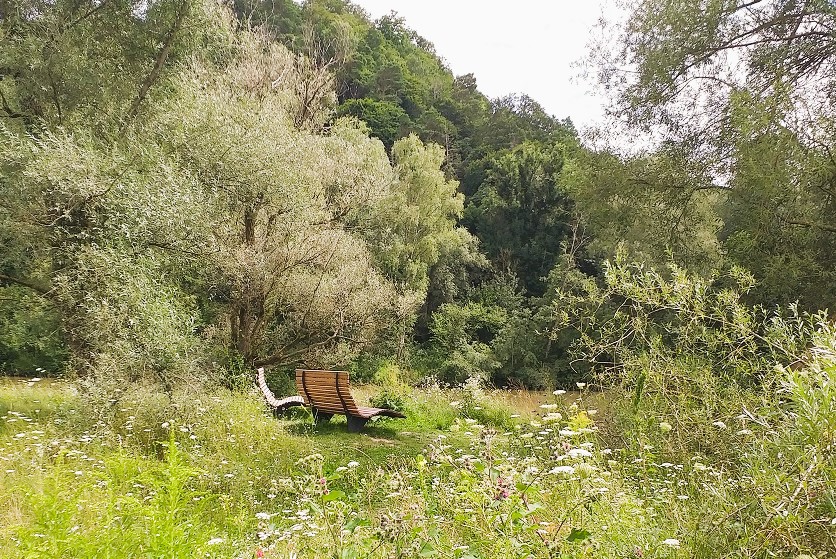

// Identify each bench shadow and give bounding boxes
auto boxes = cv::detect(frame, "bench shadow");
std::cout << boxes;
[280,415,402,439]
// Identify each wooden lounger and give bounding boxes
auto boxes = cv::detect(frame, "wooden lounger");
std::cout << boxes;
[295,369,406,433]
[257,367,305,414]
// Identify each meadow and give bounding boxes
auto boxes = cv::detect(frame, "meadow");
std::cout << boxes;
[2,347,834,559]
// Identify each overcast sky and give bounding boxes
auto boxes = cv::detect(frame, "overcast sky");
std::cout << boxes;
[350,0,613,132]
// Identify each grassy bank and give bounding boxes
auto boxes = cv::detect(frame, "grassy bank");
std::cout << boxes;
[1,368,834,558]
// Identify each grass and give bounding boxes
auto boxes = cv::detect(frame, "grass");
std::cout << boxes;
[1,368,834,558]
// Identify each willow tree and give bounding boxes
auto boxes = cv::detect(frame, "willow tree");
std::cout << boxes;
[592,0,836,308]
[0,7,463,380]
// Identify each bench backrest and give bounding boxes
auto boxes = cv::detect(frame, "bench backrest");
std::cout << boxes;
[295,369,360,415]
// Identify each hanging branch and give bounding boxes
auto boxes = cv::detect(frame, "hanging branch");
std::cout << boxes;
[124,0,190,124]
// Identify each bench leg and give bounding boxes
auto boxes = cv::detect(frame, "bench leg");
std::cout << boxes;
[346,416,368,433]
[314,411,333,425]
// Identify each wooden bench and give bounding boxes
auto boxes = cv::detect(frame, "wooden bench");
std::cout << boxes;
[295,369,406,433]
[257,367,305,414]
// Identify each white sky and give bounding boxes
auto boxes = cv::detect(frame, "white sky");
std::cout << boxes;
[350,0,613,132]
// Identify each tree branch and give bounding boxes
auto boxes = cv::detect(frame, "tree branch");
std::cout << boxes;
[0,273,50,296]
[784,219,836,234]
[124,0,190,123]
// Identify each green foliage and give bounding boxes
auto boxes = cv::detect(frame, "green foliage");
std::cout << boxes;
[562,255,818,387]
[465,141,580,295]
[337,97,410,147]
[562,146,723,276]
[0,286,67,375]
[427,302,504,385]
[591,0,836,311]
[1,9,468,383]
[366,134,467,294]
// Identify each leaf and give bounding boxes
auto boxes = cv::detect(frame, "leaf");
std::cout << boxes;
[343,517,369,533]
[567,528,591,542]
[322,490,346,503]
[418,542,437,557]
[526,502,543,515]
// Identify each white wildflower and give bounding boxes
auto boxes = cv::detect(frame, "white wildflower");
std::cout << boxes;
[568,448,593,459]
[207,538,223,545]
[553,390,566,395]
[662,538,680,548]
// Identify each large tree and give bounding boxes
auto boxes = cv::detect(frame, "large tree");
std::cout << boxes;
[0,6,463,380]
[592,0,836,308]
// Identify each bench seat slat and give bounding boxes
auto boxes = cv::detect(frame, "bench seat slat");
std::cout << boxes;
[293,369,406,430]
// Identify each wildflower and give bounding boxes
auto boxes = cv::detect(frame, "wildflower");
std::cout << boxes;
[553,389,566,395]
[540,403,558,410]
[543,412,562,422]
[662,538,680,548]
[549,465,575,475]
[207,538,223,545]
[335,466,347,473]
[255,512,271,520]
[576,382,587,389]
[519,433,534,440]
[736,429,753,436]
[568,448,592,459]
[161,422,170,429]
[347,461,360,468]
[659,421,673,433]
[712,420,727,429]
[256,550,265,558]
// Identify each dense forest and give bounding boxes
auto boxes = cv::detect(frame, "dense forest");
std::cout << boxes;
[2,1,836,557]
[4,0,832,390]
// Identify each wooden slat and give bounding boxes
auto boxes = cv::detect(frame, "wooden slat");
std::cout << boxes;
[297,389,359,413]
[295,370,358,414]
[312,404,346,413]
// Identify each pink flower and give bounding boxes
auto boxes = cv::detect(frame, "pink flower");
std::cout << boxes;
[256,549,264,558]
